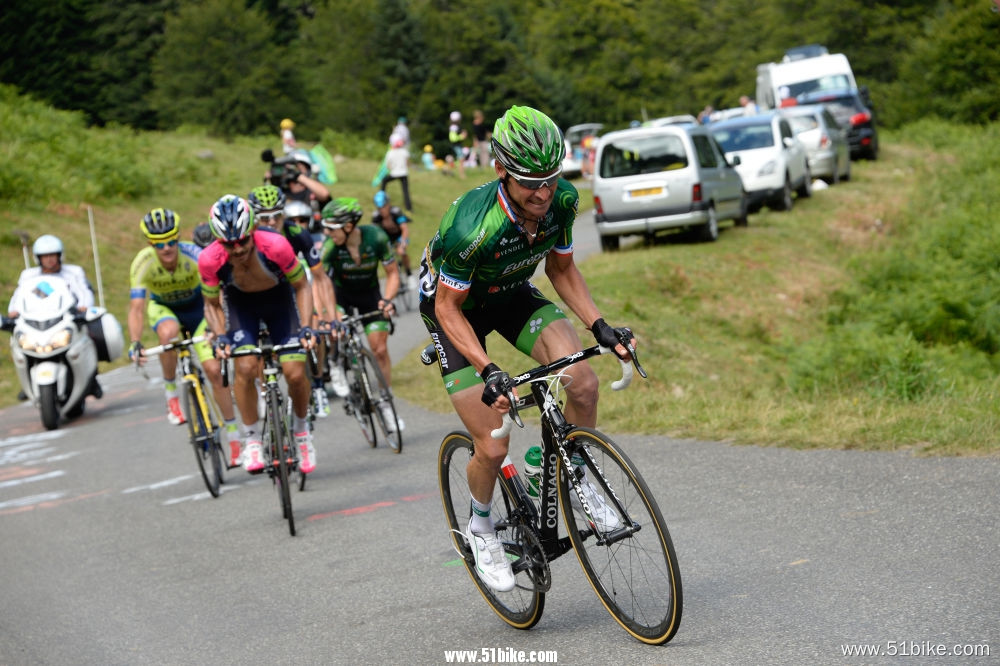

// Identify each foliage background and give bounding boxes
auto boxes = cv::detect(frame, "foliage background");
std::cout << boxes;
[2,0,998,149]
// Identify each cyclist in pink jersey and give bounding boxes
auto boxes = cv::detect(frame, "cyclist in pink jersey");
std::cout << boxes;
[198,195,318,475]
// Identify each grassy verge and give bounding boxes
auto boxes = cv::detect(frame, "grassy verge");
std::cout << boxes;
[394,136,999,457]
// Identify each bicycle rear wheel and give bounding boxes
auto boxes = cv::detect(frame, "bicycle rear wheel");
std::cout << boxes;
[267,389,295,536]
[185,383,220,498]
[360,348,402,453]
[438,431,544,630]
[285,396,307,492]
[558,428,682,645]
[347,355,376,447]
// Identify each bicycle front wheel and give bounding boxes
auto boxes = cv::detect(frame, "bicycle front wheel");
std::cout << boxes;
[185,383,220,498]
[558,428,682,645]
[438,431,544,630]
[346,356,376,447]
[360,348,402,453]
[267,389,295,536]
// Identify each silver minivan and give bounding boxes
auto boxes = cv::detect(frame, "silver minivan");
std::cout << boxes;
[592,124,748,250]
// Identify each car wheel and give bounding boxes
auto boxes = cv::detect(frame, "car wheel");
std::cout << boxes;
[774,178,793,211]
[733,191,749,227]
[600,235,620,252]
[797,167,812,198]
[697,206,719,242]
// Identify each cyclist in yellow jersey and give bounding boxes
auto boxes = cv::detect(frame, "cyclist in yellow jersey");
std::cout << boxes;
[128,209,242,464]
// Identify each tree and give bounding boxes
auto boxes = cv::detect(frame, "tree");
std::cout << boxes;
[150,0,295,136]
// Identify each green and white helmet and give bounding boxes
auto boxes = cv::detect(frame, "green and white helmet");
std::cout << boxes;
[321,197,363,228]
[491,105,565,177]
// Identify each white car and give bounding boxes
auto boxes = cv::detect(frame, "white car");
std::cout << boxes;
[710,112,811,212]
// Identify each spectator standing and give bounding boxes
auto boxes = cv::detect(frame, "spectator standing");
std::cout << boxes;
[390,116,410,147]
[380,138,413,212]
[280,118,296,154]
[697,105,715,124]
[421,144,437,170]
[740,95,759,115]
[471,109,491,168]
[448,110,468,179]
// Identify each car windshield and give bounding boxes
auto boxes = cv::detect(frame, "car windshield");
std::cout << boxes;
[784,73,852,99]
[787,114,819,133]
[598,135,689,178]
[712,124,775,152]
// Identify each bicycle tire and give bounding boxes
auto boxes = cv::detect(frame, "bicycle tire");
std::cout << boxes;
[285,396,307,492]
[185,383,220,498]
[267,388,295,536]
[438,431,544,630]
[360,348,402,453]
[347,354,376,447]
[558,428,681,644]
[396,280,416,312]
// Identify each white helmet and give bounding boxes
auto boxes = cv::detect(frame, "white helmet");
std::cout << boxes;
[33,234,64,263]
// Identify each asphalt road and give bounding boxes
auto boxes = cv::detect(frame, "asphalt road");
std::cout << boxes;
[1,210,997,665]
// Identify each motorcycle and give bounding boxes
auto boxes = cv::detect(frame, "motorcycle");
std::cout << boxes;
[2,274,123,430]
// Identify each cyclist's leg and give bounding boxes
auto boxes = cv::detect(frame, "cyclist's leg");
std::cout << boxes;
[499,284,599,428]
[365,327,391,385]
[224,289,263,432]
[419,299,504,511]
[147,302,187,423]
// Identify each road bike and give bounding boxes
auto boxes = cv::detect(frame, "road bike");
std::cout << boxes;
[225,340,305,536]
[143,335,231,498]
[426,343,682,644]
[393,272,417,313]
[326,311,402,453]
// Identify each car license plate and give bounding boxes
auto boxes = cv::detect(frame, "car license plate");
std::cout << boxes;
[629,186,664,198]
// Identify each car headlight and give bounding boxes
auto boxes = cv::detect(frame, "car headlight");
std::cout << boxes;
[16,327,73,353]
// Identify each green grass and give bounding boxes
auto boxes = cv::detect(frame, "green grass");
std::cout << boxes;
[2,89,997,456]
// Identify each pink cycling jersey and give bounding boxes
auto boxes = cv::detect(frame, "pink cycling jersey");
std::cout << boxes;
[198,229,305,298]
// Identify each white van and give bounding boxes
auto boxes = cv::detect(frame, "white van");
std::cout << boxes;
[755,53,857,110]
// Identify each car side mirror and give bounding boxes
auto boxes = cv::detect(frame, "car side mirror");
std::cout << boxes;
[783,137,795,148]
[729,155,741,166]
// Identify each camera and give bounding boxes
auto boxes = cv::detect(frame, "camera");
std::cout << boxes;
[261,149,301,189]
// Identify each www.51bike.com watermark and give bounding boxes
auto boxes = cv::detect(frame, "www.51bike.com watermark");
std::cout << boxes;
[444,647,558,663]
[841,641,991,658]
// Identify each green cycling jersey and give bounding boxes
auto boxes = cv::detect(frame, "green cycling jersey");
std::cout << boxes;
[321,224,395,291]
[419,178,579,309]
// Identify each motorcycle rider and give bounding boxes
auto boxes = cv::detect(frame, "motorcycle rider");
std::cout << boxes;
[7,234,102,399]
[8,235,94,318]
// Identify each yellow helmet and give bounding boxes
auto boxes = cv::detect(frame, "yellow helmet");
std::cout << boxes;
[280,118,295,130]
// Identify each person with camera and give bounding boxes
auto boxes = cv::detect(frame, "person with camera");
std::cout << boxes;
[262,149,331,236]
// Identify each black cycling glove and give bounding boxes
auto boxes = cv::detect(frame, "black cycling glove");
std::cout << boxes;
[591,318,634,355]
[480,363,511,407]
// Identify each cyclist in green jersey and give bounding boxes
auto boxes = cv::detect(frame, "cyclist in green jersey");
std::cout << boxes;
[320,197,402,430]
[418,105,637,593]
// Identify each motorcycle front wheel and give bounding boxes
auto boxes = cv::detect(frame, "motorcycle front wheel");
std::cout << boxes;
[39,384,60,430]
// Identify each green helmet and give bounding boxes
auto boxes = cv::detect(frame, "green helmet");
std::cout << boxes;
[491,105,565,177]
[321,197,363,228]
[247,184,286,214]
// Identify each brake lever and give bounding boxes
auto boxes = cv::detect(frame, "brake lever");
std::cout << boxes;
[624,339,647,379]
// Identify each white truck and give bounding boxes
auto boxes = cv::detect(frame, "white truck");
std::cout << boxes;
[755,53,857,110]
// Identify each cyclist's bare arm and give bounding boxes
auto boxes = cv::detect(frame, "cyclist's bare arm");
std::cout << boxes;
[380,260,401,312]
[127,296,148,364]
[309,264,338,325]
[290,275,315,349]
[544,251,635,360]
[203,294,227,348]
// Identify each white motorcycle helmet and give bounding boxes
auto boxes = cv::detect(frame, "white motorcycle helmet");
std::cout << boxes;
[33,234,64,263]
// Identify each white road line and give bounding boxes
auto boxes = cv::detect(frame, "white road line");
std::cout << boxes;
[122,475,194,494]
[0,470,66,489]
